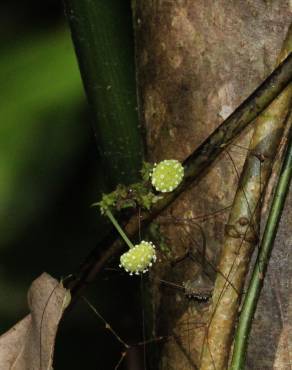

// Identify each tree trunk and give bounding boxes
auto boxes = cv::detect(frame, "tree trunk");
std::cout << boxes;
[133,1,291,369]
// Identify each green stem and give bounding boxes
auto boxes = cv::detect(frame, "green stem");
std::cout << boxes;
[230,121,292,370]
[64,0,143,186]
[105,209,134,250]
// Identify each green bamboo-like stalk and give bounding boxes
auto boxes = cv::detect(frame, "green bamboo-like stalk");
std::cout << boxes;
[63,0,143,186]
[200,26,292,370]
[68,53,292,298]
[229,117,292,367]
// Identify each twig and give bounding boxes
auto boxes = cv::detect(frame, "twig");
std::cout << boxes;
[82,296,129,349]
[82,295,200,369]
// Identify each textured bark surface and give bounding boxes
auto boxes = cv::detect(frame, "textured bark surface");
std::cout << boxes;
[200,84,292,369]
[134,1,291,369]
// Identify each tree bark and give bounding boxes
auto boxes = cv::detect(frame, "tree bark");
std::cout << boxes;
[133,1,291,369]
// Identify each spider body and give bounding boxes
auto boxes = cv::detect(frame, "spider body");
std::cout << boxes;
[183,276,213,301]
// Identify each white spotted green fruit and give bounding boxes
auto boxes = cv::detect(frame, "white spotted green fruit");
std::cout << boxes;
[151,159,184,193]
[119,241,156,275]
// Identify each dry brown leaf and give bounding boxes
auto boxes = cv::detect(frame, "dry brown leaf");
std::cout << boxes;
[0,273,71,370]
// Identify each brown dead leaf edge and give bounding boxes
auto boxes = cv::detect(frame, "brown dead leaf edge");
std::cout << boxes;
[0,273,71,370]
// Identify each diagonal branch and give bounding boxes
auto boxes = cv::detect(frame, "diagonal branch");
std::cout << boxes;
[67,51,292,301]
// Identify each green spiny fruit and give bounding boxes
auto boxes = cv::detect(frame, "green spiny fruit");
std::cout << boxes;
[119,241,157,275]
[151,159,184,193]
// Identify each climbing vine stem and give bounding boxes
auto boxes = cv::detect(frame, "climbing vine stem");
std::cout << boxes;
[230,119,292,370]
[200,24,292,369]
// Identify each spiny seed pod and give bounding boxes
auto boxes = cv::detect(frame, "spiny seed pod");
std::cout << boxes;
[151,159,184,193]
[119,241,157,275]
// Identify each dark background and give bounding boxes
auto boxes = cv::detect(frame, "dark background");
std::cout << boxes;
[0,1,144,368]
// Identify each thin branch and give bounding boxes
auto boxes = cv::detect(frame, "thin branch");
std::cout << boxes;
[82,295,202,369]
[82,296,130,349]
[229,119,292,370]
[150,51,292,218]
[67,52,292,300]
